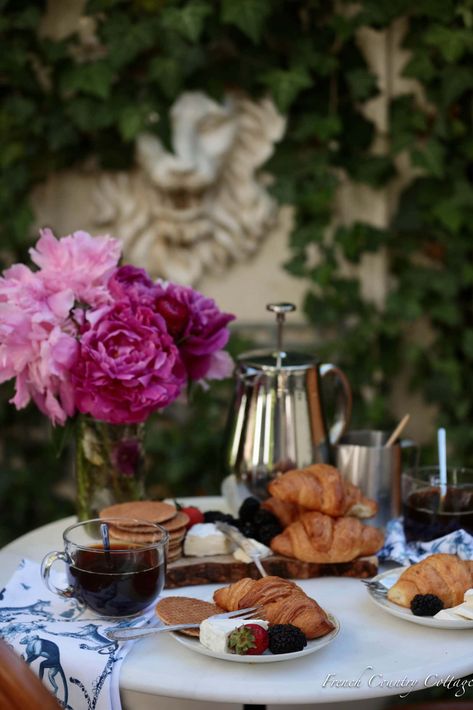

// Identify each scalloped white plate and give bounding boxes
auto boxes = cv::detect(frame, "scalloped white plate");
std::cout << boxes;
[367,567,473,629]
[171,613,340,663]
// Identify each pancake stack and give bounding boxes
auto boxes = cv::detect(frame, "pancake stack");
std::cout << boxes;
[99,500,190,563]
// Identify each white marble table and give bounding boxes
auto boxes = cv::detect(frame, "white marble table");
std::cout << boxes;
[1,498,473,707]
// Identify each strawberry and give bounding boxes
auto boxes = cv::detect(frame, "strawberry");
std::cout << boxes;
[228,624,269,655]
[180,505,205,529]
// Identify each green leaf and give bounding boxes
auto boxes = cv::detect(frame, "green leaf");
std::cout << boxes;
[345,67,378,101]
[260,66,312,112]
[148,57,182,98]
[161,2,212,43]
[118,106,143,141]
[411,140,445,178]
[61,62,115,99]
[424,25,473,62]
[221,0,271,43]
[335,223,387,263]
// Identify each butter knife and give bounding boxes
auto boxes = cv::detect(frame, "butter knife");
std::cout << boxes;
[215,522,268,577]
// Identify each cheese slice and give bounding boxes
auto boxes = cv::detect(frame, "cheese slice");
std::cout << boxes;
[184,523,233,557]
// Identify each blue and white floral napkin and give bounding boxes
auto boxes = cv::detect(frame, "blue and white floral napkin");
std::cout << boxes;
[379,517,473,566]
[0,559,151,710]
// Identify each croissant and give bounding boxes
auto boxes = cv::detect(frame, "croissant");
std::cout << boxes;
[387,553,473,608]
[270,511,384,563]
[213,575,334,639]
[261,497,307,528]
[267,463,377,518]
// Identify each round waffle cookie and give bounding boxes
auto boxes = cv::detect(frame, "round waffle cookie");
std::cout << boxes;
[99,500,176,525]
[108,525,164,544]
[167,548,183,563]
[161,511,190,532]
[156,596,222,637]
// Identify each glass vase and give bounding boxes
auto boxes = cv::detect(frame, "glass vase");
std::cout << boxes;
[75,415,146,520]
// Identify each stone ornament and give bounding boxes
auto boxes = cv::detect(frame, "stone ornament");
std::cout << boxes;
[93,91,286,284]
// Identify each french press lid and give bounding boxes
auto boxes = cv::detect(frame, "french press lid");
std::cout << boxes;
[237,303,317,371]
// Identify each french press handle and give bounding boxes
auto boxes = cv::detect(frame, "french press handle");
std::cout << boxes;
[319,363,353,444]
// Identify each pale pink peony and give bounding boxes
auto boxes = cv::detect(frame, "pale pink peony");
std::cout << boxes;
[30,228,121,307]
[73,301,185,424]
[0,265,78,425]
[152,282,235,381]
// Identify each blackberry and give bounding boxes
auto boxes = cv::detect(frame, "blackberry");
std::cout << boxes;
[238,497,261,523]
[253,509,279,527]
[268,624,307,654]
[255,522,282,546]
[410,594,444,617]
[203,511,237,525]
[240,521,257,539]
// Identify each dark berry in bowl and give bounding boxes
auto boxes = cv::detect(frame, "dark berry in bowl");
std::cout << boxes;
[238,497,261,523]
[410,594,444,617]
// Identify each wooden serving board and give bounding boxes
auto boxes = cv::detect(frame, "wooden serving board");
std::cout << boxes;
[165,553,378,588]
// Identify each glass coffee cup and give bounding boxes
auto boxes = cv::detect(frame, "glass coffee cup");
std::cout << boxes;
[41,518,168,617]
[402,467,473,542]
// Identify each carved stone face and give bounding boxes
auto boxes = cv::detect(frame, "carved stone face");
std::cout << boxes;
[92,92,286,285]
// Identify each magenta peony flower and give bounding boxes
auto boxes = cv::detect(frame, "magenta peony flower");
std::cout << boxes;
[73,300,185,424]
[108,265,155,305]
[30,228,121,307]
[153,282,235,381]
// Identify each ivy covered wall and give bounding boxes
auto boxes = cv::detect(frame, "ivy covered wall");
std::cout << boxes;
[1,0,472,544]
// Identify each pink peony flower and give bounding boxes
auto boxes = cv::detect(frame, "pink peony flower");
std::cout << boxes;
[30,228,121,307]
[0,265,78,425]
[73,300,185,424]
[153,283,235,381]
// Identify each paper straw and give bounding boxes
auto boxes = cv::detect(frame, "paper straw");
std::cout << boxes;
[438,427,447,500]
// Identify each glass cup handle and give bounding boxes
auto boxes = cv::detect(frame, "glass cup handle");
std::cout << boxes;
[41,551,74,598]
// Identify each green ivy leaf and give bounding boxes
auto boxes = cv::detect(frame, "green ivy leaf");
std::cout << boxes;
[60,62,115,99]
[148,57,182,98]
[335,223,387,263]
[411,139,445,178]
[118,106,144,141]
[260,66,312,112]
[221,0,271,43]
[161,2,212,43]
[424,25,473,63]
[345,67,378,101]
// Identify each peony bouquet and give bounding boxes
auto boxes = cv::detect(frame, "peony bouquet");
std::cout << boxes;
[0,229,235,427]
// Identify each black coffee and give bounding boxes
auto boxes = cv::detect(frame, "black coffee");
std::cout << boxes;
[403,486,473,542]
[67,544,165,616]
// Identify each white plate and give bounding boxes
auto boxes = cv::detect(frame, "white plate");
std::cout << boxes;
[171,613,340,663]
[367,567,473,629]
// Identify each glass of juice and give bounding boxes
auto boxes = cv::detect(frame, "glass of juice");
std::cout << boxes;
[402,467,473,542]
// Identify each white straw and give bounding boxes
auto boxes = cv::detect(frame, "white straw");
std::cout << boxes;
[438,427,447,499]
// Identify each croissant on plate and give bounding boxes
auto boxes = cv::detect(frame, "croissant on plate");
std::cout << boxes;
[270,511,384,563]
[387,553,473,608]
[267,463,377,519]
[213,575,334,639]
[261,497,307,528]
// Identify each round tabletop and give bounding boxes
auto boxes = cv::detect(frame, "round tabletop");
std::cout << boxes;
[1,498,473,706]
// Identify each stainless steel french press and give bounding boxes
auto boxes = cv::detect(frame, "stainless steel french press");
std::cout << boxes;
[224,303,352,498]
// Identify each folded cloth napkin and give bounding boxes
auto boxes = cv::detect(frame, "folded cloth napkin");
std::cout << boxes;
[378,517,473,566]
[0,558,152,710]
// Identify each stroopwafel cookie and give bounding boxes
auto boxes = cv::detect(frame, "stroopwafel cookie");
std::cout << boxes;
[156,596,222,637]
[99,500,176,524]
